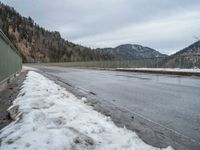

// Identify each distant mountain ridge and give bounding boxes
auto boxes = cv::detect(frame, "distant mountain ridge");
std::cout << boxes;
[175,40,200,56]
[97,44,167,60]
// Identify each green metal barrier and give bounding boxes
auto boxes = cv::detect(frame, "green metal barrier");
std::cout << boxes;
[0,29,22,84]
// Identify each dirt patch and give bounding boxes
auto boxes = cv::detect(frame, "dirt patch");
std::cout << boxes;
[0,71,28,129]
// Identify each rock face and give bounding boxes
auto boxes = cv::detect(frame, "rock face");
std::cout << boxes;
[98,44,167,60]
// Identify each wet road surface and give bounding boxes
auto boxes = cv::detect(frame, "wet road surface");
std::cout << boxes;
[36,66,200,145]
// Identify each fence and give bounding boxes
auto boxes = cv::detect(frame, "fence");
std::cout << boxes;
[46,58,163,68]
[45,55,200,69]
[0,29,22,84]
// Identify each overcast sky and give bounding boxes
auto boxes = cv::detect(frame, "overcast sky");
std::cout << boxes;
[1,0,200,54]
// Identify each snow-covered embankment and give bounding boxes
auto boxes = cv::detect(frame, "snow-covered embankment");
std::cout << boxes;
[0,71,173,150]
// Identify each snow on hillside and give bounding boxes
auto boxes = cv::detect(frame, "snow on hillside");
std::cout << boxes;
[0,71,173,150]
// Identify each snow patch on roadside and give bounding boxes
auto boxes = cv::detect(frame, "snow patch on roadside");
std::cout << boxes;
[22,65,39,71]
[0,71,173,150]
[117,68,200,73]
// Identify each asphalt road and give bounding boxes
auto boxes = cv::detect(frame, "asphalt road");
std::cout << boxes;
[35,66,200,147]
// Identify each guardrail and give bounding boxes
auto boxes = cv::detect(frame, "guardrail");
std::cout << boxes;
[0,29,22,84]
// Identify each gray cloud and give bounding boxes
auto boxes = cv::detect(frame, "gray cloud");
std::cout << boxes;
[1,0,200,54]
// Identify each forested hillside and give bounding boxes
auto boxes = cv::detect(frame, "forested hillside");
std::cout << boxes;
[97,44,167,60]
[0,2,112,62]
[161,41,200,68]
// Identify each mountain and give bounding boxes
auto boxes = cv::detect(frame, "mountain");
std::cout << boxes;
[161,41,200,68]
[0,2,112,62]
[97,44,167,60]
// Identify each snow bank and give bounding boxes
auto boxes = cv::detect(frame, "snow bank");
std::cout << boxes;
[0,71,173,150]
[117,68,200,73]
[22,65,39,71]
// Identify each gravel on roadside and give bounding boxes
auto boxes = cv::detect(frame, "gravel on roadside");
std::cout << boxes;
[0,71,28,129]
